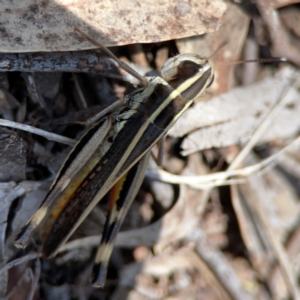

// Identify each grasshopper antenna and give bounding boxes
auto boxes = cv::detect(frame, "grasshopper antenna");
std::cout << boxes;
[207,40,287,65]
[208,40,229,60]
[74,27,149,87]
[219,57,287,66]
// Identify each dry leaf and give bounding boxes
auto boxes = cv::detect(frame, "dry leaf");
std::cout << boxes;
[177,2,250,94]
[168,76,300,155]
[0,0,227,53]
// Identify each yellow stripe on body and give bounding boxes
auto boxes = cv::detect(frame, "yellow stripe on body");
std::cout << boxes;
[59,66,214,252]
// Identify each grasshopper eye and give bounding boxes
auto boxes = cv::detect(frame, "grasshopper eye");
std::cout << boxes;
[161,56,210,90]
[160,54,213,100]
[177,60,203,79]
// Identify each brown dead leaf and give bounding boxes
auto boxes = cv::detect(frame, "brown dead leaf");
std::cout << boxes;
[0,0,227,53]
[177,2,250,94]
[280,5,300,38]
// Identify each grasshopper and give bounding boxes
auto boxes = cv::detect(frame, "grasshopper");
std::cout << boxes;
[14,29,214,287]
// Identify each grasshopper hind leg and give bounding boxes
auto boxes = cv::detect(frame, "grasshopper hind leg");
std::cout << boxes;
[92,152,150,287]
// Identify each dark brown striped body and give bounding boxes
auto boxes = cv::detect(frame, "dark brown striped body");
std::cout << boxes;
[42,78,200,255]
[15,53,214,287]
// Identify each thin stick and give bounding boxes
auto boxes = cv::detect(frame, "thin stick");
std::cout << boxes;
[146,133,300,188]
[74,27,149,87]
[219,58,287,66]
[0,119,76,146]
[228,78,299,171]
[226,78,300,300]
[29,259,41,300]
[0,253,40,275]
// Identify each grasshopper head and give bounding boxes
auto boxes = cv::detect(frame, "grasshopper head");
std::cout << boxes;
[161,54,214,100]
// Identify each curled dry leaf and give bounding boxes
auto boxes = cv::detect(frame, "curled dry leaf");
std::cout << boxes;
[169,76,300,155]
[0,0,227,53]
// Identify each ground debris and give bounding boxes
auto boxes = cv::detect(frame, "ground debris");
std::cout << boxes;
[1,2,300,300]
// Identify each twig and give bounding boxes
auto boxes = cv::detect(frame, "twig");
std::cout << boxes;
[146,133,300,188]
[0,119,76,146]
[228,78,298,171]
[26,269,35,300]
[0,93,134,144]
[228,78,300,299]
[167,77,300,299]
[247,182,300,300]
[0,253,40,275]
[28,260,41,300]
[0,51,121,76]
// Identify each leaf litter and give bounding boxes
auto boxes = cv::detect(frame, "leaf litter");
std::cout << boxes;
[1,1,300,299]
